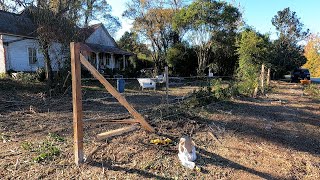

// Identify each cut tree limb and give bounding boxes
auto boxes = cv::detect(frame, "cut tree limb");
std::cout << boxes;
[97,125,139,140]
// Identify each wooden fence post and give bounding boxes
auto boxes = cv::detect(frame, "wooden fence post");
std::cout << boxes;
[267,68,271,87]
[70,42,84,165]
[260,64,265,95]
[165,66,169,105]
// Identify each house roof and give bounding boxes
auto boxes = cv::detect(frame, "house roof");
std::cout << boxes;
[0,10,132,56]
[77,23,102,42]
[84,43,134,56]
[0,10,36,37]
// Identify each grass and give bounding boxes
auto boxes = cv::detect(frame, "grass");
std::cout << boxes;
[20,133,65,163]
[304,84,320,99]
[0,73,9,79]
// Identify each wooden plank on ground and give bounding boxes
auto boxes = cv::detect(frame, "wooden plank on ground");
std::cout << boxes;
[79,53,155,132]
[70,42,84,165]
[105,119,139,124]
[97,125,139,140]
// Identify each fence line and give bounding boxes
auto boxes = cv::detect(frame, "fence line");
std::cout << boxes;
[81,75,234,81]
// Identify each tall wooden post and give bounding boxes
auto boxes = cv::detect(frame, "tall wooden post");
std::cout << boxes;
[70,42,84,165]
[267,68,271,87]
[260,64,265,95]
[165,66,169,104]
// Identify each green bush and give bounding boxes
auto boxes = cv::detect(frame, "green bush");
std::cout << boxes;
[35,68,46,82]
[185,79,236,108]
[13,72,37,82]
[186,87,214,108]
[211,78,238,100]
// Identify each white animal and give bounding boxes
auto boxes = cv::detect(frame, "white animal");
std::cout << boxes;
[178,136,197,169]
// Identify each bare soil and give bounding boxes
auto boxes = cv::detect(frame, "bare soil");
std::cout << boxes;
[0,79,319,179]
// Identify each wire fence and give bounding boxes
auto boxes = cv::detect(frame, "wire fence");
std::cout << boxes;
[80,75,233,123]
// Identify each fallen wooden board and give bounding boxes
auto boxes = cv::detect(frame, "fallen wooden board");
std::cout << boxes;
[105,119,139,124]
[97,125,139,140]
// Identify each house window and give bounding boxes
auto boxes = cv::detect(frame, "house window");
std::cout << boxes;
[28,47,37,64]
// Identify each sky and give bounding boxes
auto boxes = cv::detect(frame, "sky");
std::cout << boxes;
[108,0,320,40]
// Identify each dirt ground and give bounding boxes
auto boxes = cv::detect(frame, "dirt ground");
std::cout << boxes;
[0,79,319,179]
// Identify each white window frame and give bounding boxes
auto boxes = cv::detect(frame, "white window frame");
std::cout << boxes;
[28,47,37,65]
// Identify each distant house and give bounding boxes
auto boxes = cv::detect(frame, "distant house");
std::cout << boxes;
[0,9,132,74]
[79,23,133,73]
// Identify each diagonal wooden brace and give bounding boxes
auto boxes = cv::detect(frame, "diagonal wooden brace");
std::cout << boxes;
[79,53,155,132]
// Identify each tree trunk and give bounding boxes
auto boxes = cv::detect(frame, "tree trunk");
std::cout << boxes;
[196,47,209,76]
[43,45,53,88]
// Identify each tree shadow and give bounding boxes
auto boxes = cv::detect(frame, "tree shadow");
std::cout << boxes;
[210,100,320,129]
[87,160,172,180]
[196,147,278,179]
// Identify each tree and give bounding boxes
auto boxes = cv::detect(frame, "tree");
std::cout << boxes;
[236,29,270,96]
[79,0,121,35]
[166,43,197,76]
[270,7,309,77]
[117,31,153,76]
[1,0,121,88]
[272,7,309,42]
[303,34,320,77]
[173,0,241,75]
[0,0,121,33]
[210,29,239,76]
[27,3,78,88]
[123,0,179,74]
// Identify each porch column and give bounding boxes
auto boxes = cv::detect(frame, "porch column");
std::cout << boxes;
[123,55,126,70]
[95,52,99,71]
[103,53,106,66]
[111,53,115,70]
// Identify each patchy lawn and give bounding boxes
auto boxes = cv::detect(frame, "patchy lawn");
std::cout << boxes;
[0,79,319,179]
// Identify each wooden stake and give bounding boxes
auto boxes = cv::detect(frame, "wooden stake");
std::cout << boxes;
[253,87,258,98]
[79,54,154,132]
[267,68,271,87]
[165,66,169,105]
[70,42,84,165]
[97,125,139,140]
[260,64,265,95]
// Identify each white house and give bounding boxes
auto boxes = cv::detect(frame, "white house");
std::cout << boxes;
[0,9,132,74]
[79,23,133,73]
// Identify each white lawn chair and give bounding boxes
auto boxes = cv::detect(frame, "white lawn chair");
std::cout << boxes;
[137,78,156,90]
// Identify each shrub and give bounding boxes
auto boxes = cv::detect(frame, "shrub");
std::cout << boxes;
[185,87,214,108]
[185,79,236,108]
[211,78,238,100]
[12,72,37,82]
[35,68,46,82]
